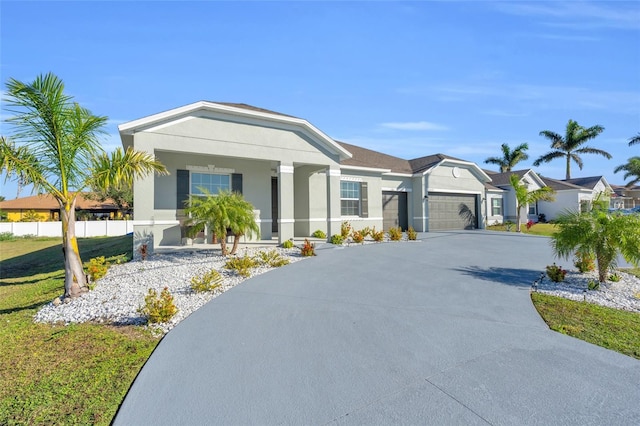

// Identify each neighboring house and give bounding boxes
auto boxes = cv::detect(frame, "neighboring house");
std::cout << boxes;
[538,176,612,220]
[0,193,120,222]
[482,169,547,224]
[118,101,492,247]
[610,184,640,209]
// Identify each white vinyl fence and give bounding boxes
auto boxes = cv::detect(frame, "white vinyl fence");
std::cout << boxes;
[0,221,135,238]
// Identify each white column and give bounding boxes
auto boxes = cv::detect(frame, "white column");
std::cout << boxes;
[326,167,341,237]
[278,163,295,244]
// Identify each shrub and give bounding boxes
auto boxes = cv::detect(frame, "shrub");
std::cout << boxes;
[574,250,595,273]
[546,263,567,283]
[311,230,326,239]
[609,273,621,283]
[139,287,178,324]
[504,221,514,232]
[388,227,403,241]
[340,221,351,239]
[191,269,223,292]
[225,254,259,277]
[281,239,294,249]
[256,250,289,267]
[20,210,42,222]
[351,230,365,243]
[86,256,109,285]
[300,239,316,256]
[330,234,344,245]
[0,232,16,241]
[406,226,417,240]
[526,219,535,230]
[588,280,600,291]
[138,243,148,260]
[371,227,385,242]
[360,226,372,238]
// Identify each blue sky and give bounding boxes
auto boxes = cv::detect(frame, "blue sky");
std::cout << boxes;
[1,0,639,199]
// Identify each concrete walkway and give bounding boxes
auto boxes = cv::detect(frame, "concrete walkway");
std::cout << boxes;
[114,231,640,425]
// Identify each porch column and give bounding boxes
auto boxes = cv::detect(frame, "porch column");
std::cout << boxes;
[412,175,426,232]
[326,167,341,237]
[132,144,156,254]
[278,163,295,244]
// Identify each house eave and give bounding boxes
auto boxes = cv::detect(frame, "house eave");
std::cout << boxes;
[340,164,392,174]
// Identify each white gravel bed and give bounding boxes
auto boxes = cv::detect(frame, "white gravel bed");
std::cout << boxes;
[34,247,305,334]
[536,269,640,313]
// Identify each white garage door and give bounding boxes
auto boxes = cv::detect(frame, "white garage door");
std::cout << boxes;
[428,193,478,231]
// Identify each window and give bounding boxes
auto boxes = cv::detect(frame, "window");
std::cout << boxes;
[528,203,537,215]
[491,198,502,216]
[341,181,361,216]
[191,173,230,196]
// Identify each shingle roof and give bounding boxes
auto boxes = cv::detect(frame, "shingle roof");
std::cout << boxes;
[337,141,413,174]
[0,194,120,210]
[540,177,585,191]
[409,153,467,174]
[213,102,299,119]
[487,170,530,187]
[564,176,605,190]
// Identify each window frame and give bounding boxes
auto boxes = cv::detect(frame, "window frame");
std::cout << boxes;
[340,180,361,217]
[491,197,503,216]
[190,172,231,196]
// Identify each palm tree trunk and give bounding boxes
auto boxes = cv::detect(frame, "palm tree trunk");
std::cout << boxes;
[230,234,241,255]
[219,233,228,256]
[566,155,571,180]
[60,198,88,297]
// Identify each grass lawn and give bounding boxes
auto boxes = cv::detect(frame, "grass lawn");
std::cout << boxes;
[0,235,159,425]
[486,223,558,237]
[531,292,640,360]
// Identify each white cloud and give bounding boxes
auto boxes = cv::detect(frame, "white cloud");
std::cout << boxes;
[494,1,640,31]
[380,121,448,131]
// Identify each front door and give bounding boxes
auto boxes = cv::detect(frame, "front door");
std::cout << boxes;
[382,191,408,230]
[271,177,279,234]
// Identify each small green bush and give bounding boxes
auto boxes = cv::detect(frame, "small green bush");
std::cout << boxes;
[312,230,326,239]
[574,250,595,273]
[388,227,403,241]
[191,269,223,292]
[406,226,417,240]
[360,226,372,238]
[351,230,365,243]
[281,239,294,249]
[609,273,621,282]
[588,280,600,291]
[330,234,344,245]
[546,263,567,283]
[225,254,259,277]
[86,256,109,286]
[256,250,290,267]
[341,221,351,239]
[139,287,178,324]
[0,232,16,241]
[371,227,384,242]
[300,239,316,256]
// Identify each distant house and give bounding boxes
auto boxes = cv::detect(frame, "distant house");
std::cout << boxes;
[482,169,547,224]
[0,194,121,222]
[610,184,640,209]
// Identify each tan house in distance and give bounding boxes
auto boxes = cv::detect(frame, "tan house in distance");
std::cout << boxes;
[0,194,120,222]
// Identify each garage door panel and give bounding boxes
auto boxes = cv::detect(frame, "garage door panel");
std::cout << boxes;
[428,193,477,231]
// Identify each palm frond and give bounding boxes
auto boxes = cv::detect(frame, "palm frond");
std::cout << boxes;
[89,147,168,191]
[629,133,640,147]
[532,150,564,166]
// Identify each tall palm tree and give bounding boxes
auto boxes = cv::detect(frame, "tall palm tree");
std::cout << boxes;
[533,119,609,180]
[510,174,555,232]
[0,73,167,298]
[484,143,529,172]
[614,157,640,188]
[629,133,640,147]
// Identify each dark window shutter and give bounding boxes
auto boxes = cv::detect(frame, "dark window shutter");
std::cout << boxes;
[177,169,190,209]
[360,182,368,218]
[232,173,243,194]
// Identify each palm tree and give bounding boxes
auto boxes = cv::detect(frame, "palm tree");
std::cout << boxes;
[629,133,640,147]
[552,210,640,282]
[614,156,640,188]
[185,189,259,255]
[484,143,529,172]
[0,73,168,298]
[533,119,609,180]
[510,174,555,232]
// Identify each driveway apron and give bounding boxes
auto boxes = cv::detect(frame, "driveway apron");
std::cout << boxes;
[114,231,640,425]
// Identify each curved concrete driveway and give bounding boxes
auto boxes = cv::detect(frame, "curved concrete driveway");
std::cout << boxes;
[115,231,640,425]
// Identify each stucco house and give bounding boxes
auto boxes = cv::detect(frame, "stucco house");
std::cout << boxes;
[118,101,493,248]
[610,184,640,209]
[482,169,547,225]
[0,193,120,222]
[539,176,612,219]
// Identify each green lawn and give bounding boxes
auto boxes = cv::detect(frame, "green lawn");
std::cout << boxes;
[486,223,558,237]
[531,293,640,360]
[0,235,159,425]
